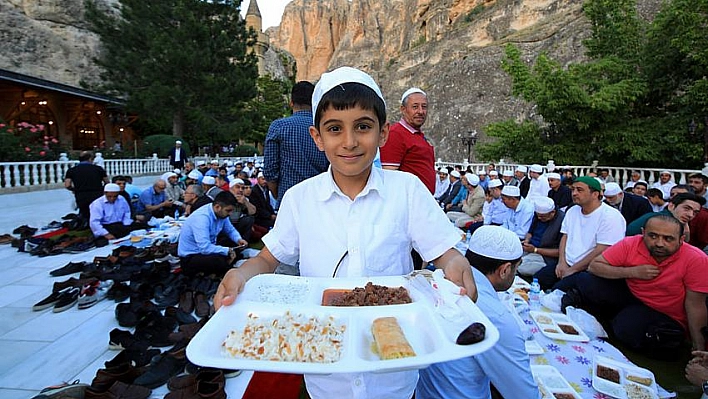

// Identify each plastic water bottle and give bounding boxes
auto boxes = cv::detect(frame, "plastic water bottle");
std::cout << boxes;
[465,231,472,247]
[529,278,541,310]
[174,209,179,220]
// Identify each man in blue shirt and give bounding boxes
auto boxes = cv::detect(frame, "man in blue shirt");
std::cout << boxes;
[417,226,541,399]
[88,183,135,239]
[136,179,172,220]
[500,185,535,239]
[178,191,248,277]
[263,81,329,208]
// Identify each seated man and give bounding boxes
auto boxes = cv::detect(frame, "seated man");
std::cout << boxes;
[547,172,572,211]
[562,215,708,359]
[226,178,256,241]
[445,174,469,213]
[519,197,565,276]
[447,174,484,228]
[632,180,648,197]
[417,226,540,399]
[500,185,534,239]
[603,182,652,225]
[626,193,705,239]
[178,191,248,277]
[201,175,223,200]
[438,170,462,209]
[164,172,185,208]
[136,179,173,220]
[111,175,131,206]
[249,172,277,229]
[182,184,205,217]
[88,183,136,239]
[647,188,667,212]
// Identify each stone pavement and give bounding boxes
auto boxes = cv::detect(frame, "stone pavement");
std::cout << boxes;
[0,175,254,399]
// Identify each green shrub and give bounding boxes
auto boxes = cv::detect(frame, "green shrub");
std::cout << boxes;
[139,135,191,158]
[464,4,486,22]
[232,144,259,157]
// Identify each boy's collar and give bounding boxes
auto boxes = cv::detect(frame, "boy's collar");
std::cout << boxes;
[317,166,386,201]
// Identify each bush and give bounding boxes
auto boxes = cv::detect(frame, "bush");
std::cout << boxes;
[0,120,66,162]
[232,144,259,157]
[138,135,191,158]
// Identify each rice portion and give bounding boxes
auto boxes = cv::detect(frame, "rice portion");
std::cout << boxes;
[222,311,346,363]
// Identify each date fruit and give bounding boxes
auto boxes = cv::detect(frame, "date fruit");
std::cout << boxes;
[456,322,486,345]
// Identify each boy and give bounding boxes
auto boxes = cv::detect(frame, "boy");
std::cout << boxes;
[214,67,476,398]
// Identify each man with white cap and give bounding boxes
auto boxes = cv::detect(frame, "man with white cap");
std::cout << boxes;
[652,170,677,200]
[519,197,565,276]
[417,226,540,399]
[249,172,277,228]
[547,172,572,211]
[434,168,450,200]
[447,174,485,228]
[164,172,185,209]
[501,169,517,186]
[484,179,511,226]
[514,165,530,197]
[625,170,642,190]
[438,170,463,209]
[526,163,550,202]
[380,87,436,194]
[88,183,135,239]
[477,169,488,191]
[136,179,172,220]
[500,185,535,239]
[201,175,223,201]
[196,160,209,176]
[226,178,256,241]
[168,140,188,169]
[185,169,203,186]
[205,159,220,177]
[214,66,477,399]
[603,182,652,225]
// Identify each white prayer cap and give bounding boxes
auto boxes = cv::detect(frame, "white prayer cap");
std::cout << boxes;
[604,182,622,196]
[529,164,543,173]
[400,87,427,104]
[229,178,245,188]
[469,226,523,260]
[175,140,182,145]
[516,165,528,173]
[489,170,498,176]
[660,170,671,175]
[257,172,265,178]
[488,179,503,188]
[502,170,514,177]
[173,168,181,174]
[166,172,177,179]
[187,170,200,180]
[226,161,233,166]
[104,183,120,192]
[196,160,206,166]
[210,160,219,165]
[546,172,561,180]
[501,185,521,197]
[202,176,216,185]
[450,170,461,178]
[312,66,385,125]
[467,174,480,185]
[534,197,556,213]
[478,169,487,175]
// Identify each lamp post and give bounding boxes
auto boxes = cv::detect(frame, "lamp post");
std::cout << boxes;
[458,130,478,162]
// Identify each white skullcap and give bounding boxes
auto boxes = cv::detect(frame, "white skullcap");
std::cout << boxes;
[450,170,461,178]
[173,168,181,174]
[636,179,648,185]
[529,164,543,173]
[312,66,385,125]
[488,179,503,188]
[196,160,206,166]
[400,87,427,104]
[175,140,182,144]
[467,174,480,185]
[546,172,561,180]
[257,172,265,178]
[104,183,120,192]
[439,169,448,175]
[226,161,233,166]
[229,178,245,188]
[202,176,216,185]
[604,182,622,196]
[478,169,487,175]
[502,170,514,177]
[469,226,523,261]
[489,170,498,176]
[534,197,556,213]
[516,166,528,173]
[501,185,521,197]
[660,170,671,175]
[166,172,177,179]
[210,160,219,165]
[187,170,201,180]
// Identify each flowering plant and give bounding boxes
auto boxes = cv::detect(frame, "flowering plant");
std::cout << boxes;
[0,120,65,161]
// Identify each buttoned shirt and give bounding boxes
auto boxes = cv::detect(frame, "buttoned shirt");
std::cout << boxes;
[263,166,461,399]
[417,267,540,399]
[485,198,511,225]
[263,110,329,205]
[178,204,242,257]
[136,187,166,213]
[89,195,132,237]
[502,198,535,239]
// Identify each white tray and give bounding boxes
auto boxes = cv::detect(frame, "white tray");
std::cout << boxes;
[592,355,658,399]
[530,311,590,342]
[532,365,582,399]
[187,274,499,374]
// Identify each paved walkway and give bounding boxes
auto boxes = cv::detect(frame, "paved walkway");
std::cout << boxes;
[0,176,253,399]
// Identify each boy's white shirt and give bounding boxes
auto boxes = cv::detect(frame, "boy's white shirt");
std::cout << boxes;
[262,166,462,398]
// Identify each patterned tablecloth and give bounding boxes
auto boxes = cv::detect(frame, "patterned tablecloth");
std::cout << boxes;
[519,306,675,399]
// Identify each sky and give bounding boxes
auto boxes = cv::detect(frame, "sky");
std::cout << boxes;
[240,0,291,31]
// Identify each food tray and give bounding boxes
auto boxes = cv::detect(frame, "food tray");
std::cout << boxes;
[187,274,499,374]
[592,355,658,399]
[530,311,590,342]
[532,365,582,399]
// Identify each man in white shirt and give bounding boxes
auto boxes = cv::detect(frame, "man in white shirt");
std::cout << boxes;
[434,168,450,199]
[526,163,550,202]
[534,176,626,290]
[652,170,676,200]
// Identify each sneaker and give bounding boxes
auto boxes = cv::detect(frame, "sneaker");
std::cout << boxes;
[78,280,114,310]
[53,287,80,313]
[31,379,88,399]
[33,287,72,311]
[49,261,88,277]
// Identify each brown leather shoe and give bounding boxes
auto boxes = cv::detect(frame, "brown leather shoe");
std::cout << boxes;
[167,369,224,391]
[91,363,144,392]
[164,380,225,399]
[178,289,194,314]
[193,293,210,318]
[85,380,151,399]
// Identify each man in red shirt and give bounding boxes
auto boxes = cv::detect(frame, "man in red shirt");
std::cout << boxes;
[562,214,708,359]
[380,87,436,194]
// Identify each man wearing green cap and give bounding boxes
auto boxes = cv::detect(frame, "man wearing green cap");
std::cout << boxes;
[534,176,626,290]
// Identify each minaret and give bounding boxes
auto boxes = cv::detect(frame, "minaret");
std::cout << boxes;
[245,0,268,76]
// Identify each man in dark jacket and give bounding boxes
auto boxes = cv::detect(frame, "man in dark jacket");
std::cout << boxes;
[249,172,277,228]
[168,140,189,169]
[519,197,565,276]
[438,170,462,209]
[604,182,652,225]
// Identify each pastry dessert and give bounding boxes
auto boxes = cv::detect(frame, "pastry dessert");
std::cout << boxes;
[372,317,416,360]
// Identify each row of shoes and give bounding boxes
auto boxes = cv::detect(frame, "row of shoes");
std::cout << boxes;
[16,234,109,257]
[33,280,115,312]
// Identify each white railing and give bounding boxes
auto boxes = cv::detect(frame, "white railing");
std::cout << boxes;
[0,158,172,192]
[435,160,707,188]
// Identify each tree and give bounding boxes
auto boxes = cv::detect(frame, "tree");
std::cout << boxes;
[242,75,291,146]
[85,0,259,143]
[478,0,707,168]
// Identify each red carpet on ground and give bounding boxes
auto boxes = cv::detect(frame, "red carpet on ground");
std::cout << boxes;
[242,372,304,399]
